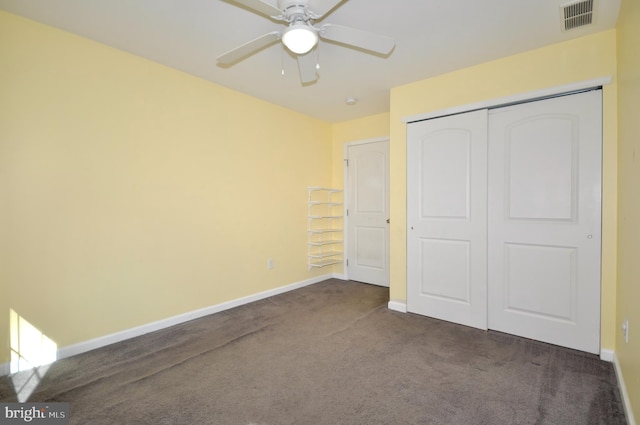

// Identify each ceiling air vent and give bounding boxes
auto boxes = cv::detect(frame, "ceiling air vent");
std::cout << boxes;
[561,0,594,31]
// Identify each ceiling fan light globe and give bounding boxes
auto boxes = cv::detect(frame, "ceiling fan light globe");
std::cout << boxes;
[282,25,318,54]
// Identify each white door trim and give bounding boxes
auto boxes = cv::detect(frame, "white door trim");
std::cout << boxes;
[402,76,612,124]
[343,137,390,283]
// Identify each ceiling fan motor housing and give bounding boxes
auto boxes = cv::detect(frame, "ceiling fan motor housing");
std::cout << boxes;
[278,1,314,22]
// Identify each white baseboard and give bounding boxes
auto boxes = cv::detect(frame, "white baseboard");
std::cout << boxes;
[388,300,407,313]
[600,348,614,362]
[0,362,9,377]
[31,274,331,371]
[612,352,637,425]
[332,273,347,280]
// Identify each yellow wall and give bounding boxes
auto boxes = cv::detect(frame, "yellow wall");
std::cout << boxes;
[616,0,640,419]
[389,30,618,351]
[0,11,332,365]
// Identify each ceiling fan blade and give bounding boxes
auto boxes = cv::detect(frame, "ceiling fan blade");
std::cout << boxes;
[307,0,344,19]
[319,24,395,55]
[228,0,284,19]
[217,31,281,65]
[297,50,318,84]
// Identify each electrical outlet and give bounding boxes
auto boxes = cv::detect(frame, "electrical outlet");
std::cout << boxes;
[267,258,274,270]
[622,320,629,344]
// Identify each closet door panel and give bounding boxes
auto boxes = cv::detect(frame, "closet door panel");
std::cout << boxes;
[488,91,602,354]
[407,110,488,330]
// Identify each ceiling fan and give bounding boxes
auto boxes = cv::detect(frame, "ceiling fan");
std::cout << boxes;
[216,0,395,84]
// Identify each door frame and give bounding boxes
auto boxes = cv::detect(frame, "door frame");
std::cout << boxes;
[344,137,390,284]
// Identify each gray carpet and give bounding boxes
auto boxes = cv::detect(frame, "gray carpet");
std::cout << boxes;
[0,279,627,424]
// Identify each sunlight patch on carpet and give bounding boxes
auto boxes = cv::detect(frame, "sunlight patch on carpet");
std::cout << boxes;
[9,309,57,402]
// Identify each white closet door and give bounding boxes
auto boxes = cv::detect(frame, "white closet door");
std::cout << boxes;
[488,91,602,354]
[347,140,390,287]
[407,110,488,330]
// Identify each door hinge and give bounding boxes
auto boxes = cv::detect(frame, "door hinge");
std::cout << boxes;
[346,209,349,216]
[344,159,349,167]
[346,259,349,267]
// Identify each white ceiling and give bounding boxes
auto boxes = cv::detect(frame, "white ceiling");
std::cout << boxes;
[0,0,620,123]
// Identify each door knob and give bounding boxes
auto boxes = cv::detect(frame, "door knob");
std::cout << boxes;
[386,218,390,223]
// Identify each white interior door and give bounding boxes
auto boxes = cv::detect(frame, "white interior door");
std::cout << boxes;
[346,140,390,287]
[487,91,602,354]
[407,110,488,330]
